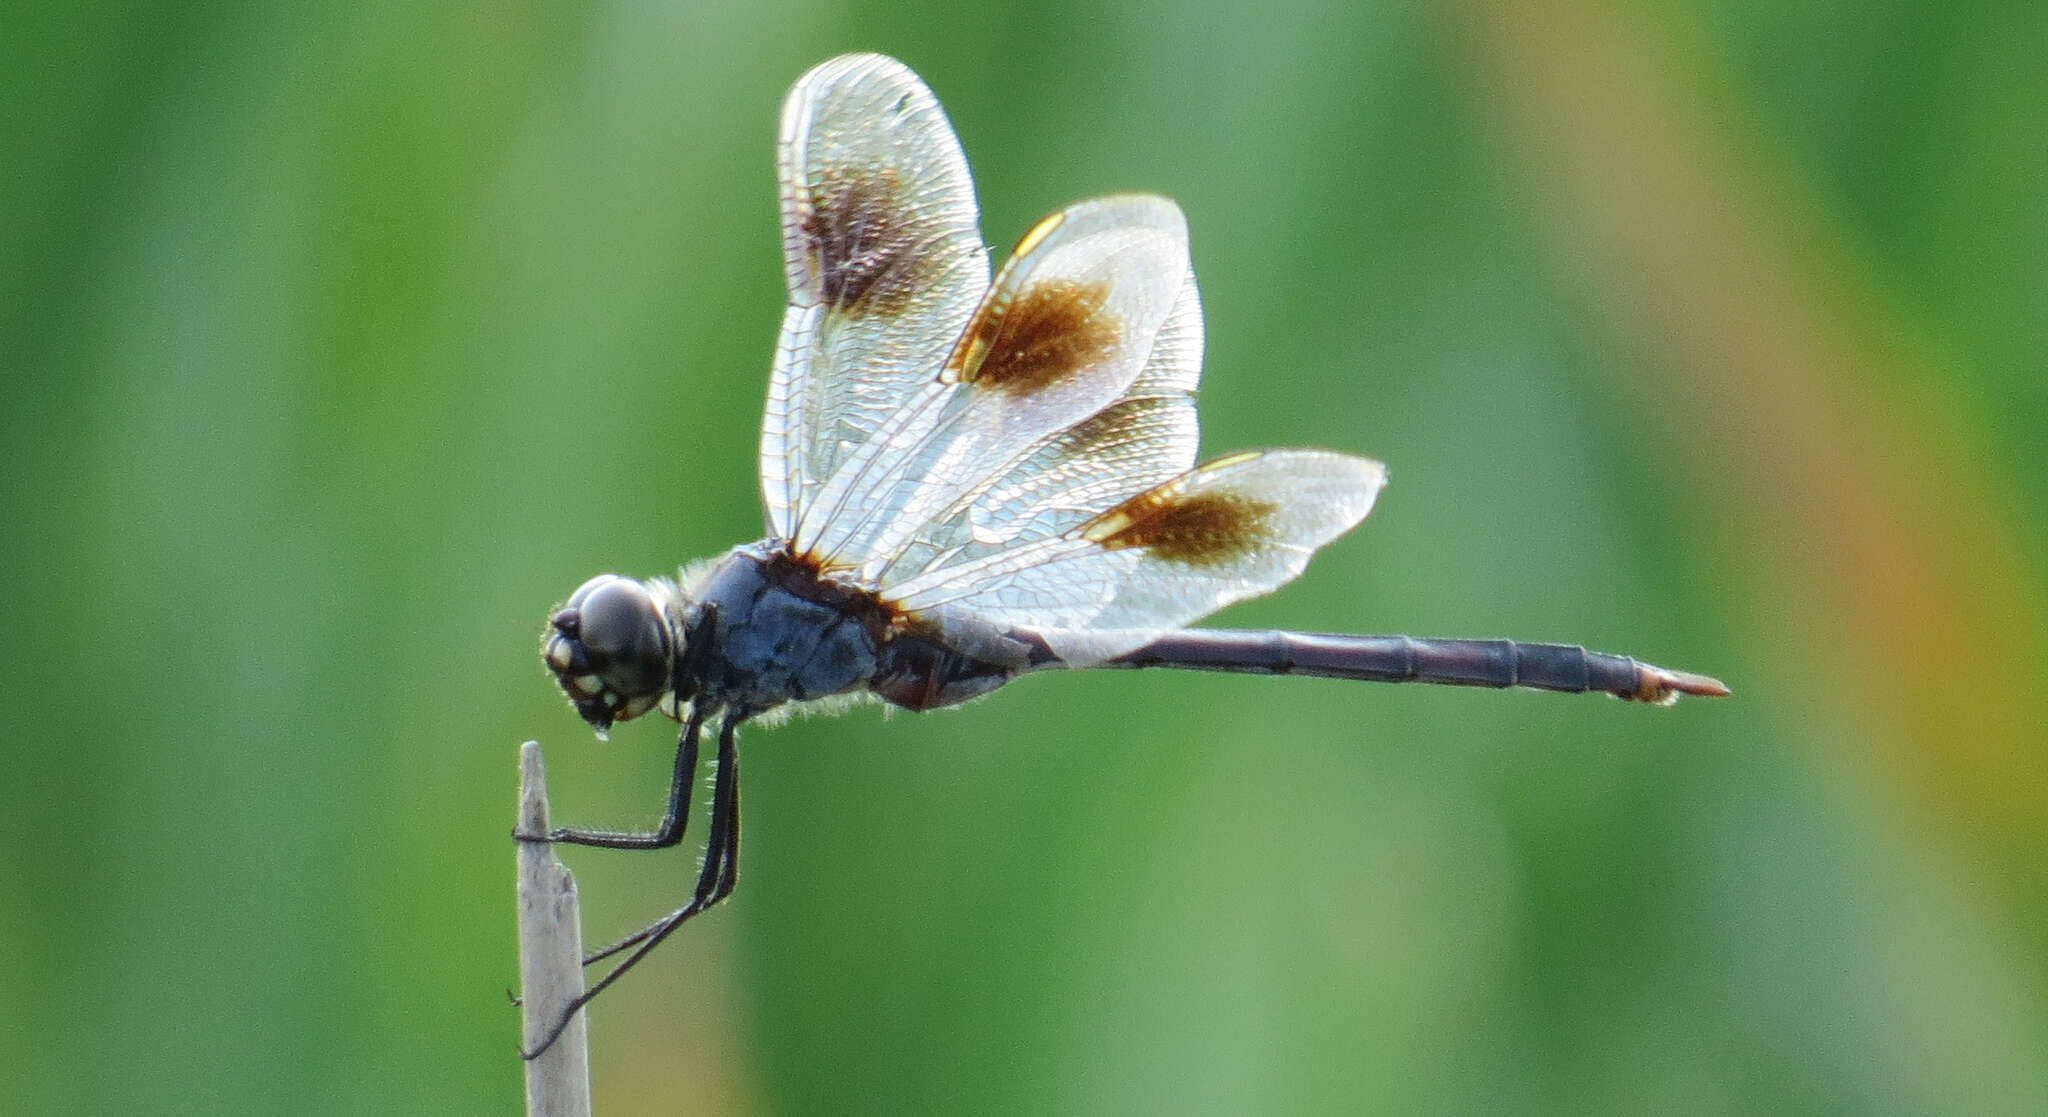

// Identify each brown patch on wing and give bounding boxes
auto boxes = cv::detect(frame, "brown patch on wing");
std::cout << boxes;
[953,277,1121,397]
[1083,484,1277,568]
[801,164,924,317]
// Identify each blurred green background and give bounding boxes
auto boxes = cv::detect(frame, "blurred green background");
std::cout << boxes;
[7,0,2045,1113]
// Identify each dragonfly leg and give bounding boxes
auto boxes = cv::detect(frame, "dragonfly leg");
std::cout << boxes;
[521,711,745,1060]
[517,708,705,850]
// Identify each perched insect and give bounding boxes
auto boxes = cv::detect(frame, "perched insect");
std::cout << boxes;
[524,52,1726,1055]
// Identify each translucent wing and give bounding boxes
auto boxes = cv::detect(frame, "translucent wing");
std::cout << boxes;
[764,59,1371,667]
[761,54,991,540]
[794,195,1191,577]
[888,449,1388,665]
[869,267,1203,583]
[965,271,1200,545]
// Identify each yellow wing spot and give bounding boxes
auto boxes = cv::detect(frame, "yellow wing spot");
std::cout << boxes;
[1009,210,1066,260]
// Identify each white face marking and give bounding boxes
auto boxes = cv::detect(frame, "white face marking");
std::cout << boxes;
[546,636,574,672]
[572,674,603,696]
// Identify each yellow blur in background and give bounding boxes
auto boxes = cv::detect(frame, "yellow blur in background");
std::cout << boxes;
[5,1,2043,1113]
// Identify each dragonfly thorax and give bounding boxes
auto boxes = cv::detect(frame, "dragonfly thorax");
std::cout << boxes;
[682,544,888,714]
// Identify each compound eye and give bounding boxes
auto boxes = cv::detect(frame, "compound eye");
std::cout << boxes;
[574,579,671,701]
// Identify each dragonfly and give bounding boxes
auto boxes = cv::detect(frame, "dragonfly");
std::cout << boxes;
[524,52,1726,1056]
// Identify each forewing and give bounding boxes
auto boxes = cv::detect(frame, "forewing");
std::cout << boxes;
[794,195,1191,577]
[887,449,1388,665]
[762,53,991,540]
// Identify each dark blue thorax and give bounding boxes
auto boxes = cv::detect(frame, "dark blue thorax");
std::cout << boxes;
[687,545,883,711]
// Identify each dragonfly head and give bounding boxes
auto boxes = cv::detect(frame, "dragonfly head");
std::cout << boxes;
[543,574,687,738]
